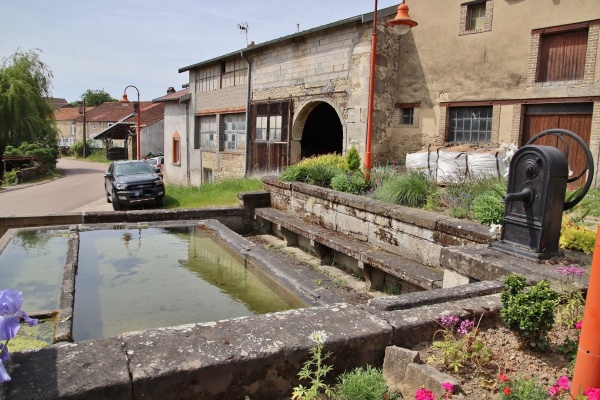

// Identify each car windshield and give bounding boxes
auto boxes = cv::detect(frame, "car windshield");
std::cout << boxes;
[115,162,153,176]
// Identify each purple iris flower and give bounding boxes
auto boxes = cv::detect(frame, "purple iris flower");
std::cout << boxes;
[0,289,38,328]
[0,289,38,382]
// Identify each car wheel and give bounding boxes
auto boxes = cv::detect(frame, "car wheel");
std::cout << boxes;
[111,193,123,211]
[156,197,165,207]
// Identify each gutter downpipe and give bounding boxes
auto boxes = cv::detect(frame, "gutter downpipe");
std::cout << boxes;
[241,49,252,177]
[185,100,191,186]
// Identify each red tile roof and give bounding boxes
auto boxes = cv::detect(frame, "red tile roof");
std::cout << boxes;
[124,102,165,126]
[74,101,153,123]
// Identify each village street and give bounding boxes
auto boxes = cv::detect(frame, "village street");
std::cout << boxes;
[0,158,111,216]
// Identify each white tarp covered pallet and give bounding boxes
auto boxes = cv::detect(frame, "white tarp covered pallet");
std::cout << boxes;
[405,148,508,184]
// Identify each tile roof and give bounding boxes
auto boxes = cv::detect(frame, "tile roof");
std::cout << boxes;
[152,88,190,103]
[124,102,165,126]
[74,101,153,123]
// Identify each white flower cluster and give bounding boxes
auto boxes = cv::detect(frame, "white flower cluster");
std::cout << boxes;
[308,330,329,344]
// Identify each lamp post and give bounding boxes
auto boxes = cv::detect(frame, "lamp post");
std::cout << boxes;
[77,99,87,158]
[120,85,141,160]
[365,1,417,180]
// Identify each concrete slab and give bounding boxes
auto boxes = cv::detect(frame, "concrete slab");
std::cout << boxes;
[122,304,392,399]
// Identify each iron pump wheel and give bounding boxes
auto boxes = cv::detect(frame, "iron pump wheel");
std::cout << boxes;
[526,128,595,211]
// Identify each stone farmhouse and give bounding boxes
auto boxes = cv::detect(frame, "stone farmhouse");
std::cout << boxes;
[163,0,600,187]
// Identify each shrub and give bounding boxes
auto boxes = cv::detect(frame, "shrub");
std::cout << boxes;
[500,274,558,348]
[498,374,549,400]
[374,172,435,208]
[280,154,346,187]
[3,142,58,170]
[345,147,361,172]
[331,172,366,195]
[428,315,491,373]
[560,217,596,254]
[471,191,504,226]
[335,365,389,400]
[306,164,340,187]
[1,170,19,186]
[70,140,92,158]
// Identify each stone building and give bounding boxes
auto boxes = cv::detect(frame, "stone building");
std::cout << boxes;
[173,1,600,187]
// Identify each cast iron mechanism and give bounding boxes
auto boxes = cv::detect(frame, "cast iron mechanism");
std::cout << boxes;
[493,129,595,260]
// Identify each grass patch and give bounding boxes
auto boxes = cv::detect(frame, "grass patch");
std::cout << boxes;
[164,178,263,208]
[68,151,111,164]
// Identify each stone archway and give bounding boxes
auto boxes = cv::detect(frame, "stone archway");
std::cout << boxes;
[290,100,345,164]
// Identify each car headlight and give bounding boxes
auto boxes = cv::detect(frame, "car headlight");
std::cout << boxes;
[115,182,128,190]
[154,178,164,186]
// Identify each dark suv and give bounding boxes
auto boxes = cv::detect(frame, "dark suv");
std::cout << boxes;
[104,160,165,211]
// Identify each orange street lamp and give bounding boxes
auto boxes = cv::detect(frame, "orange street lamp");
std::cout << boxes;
[120,85,141,160]
[365,1,417,180]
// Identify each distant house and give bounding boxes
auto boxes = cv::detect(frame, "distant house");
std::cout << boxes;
[92,101,165,160]
[173,1,600,187]
[54,106,94,148]
[47,97,71,109]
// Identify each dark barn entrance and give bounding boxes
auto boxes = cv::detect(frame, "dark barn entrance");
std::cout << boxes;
[301,103,343,158]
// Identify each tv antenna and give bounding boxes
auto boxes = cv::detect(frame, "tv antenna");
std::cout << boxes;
[238,22,249,46]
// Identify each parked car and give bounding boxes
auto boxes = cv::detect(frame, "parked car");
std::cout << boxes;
[104,160,165,211]
[146,156,164,173]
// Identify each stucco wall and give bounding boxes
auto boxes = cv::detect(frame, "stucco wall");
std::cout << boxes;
[385,0,600,165]
[140,120,164,158]
[162,102,192,186]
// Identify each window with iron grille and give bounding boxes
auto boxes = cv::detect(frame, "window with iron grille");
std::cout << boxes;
[537,28,588,83]
[448,106,492,143]
[199,115,217,149]
[223,113,246,151]
[400,108,414,125]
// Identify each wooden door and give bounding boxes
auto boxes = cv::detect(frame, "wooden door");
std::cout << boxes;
[522,103,592,189]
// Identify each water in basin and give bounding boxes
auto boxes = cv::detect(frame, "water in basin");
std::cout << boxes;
[74,226,298,340]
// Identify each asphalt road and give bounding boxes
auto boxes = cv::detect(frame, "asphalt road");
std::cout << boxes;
[0,158,112,216]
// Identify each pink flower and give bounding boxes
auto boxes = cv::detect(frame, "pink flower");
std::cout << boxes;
[441,382,453,392]
[548,385,560,398]
[557,376,570,390]
[415,387,436,400]
[575,320,583,330]
[504,387,511,395]
[498,374,509,382]
[584,387,600,400]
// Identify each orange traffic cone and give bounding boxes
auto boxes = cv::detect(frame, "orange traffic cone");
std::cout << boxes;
[571,224,600,397]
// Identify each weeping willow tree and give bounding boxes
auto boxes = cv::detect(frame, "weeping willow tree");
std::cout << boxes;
[0,49,58,158]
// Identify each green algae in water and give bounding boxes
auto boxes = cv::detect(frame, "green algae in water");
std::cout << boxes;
[74,226,302,341]
[9,318,54,352]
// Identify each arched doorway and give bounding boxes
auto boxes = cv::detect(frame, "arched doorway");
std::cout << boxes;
[300,103,343,158]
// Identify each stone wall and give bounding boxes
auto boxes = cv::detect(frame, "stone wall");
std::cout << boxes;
[262,176,493,268]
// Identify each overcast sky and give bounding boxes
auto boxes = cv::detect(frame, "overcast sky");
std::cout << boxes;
[1,1,402,103]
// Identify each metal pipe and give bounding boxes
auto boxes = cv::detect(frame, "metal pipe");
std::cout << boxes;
[241,50,252,177]
[365,0,378,182]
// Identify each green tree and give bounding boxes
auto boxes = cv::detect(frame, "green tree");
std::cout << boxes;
[75,89,117,107]
[0,49,58,155]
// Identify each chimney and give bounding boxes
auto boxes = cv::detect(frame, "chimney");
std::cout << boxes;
[167,87,175,95]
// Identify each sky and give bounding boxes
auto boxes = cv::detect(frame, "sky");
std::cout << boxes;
[1,1,402,103]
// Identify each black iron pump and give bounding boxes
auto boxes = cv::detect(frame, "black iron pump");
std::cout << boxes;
[493,129,595,260]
